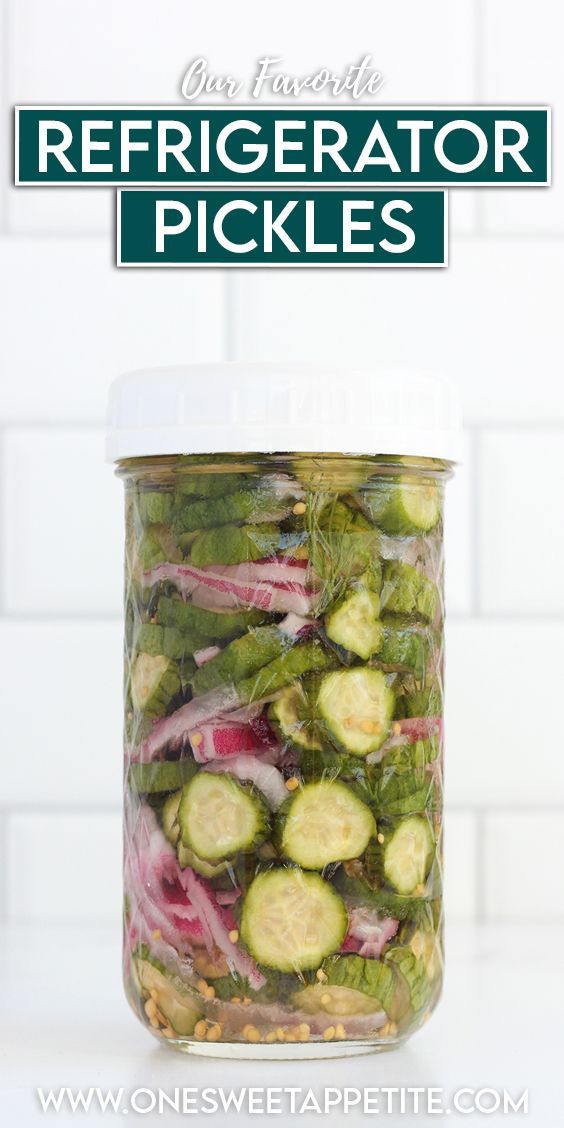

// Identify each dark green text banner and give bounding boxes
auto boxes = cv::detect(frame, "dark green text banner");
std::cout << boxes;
[16,107,550,185]
[117,189,447,266]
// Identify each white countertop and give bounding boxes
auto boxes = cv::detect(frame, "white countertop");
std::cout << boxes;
[1,923,561,1126]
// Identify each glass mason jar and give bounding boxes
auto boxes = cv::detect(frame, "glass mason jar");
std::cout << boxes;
[108,366,458,1059]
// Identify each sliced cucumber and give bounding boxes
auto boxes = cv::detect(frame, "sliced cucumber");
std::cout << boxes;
[321,953,409,1021]
[134,956,202,1036]
[384,945,432,1015]
[377,816,434,895]
[236,640,334,704]
[128,760,197,796]
[176,843,229,878]
[130,653,181,716]
[138,523,183,569]
[364,476,441,536]
[294,982,387,1018]
[408,923,443,983]
[190,626,287,697]
[136,491,174,526]
[380,560,438,622]
[335,870,429,922]
[157,596,267,643]
[311,500,381,598]
[174,478,300,533]
[279,780,375,869]
[378,621,431,679]
[268,680,321,752]
[317,668,394,757]
[135,624,188,661]
[190,523,280,568]
[240,869,347,972]
[374,740,439,815]
[162,790,182,845]
[394,683,443,722]
[325,589,383,660]
[178,773,269,861]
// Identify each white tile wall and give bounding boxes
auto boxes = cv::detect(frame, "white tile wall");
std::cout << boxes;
[479,429,564,615]
[446,620,564,806]
[0,0,562,928]
[0,238,225,421]
[2,428,123,614]
[482,0,562,234]
[7,812,122,922]
[231,240,564,423]
[0,621,122,806]
[484,812,564,922]
[443,811,478,923]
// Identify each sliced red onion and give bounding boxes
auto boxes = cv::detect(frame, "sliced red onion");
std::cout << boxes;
[193,645,221,668]
[278,612,319,637]
[343,906,399,959]
[204,755,288,810]
[181,868,265,989]
[124,805,207,951]
[248,710,279,751]
[142,561,318,615]
[134,684,241,762]
[222,702,264,724]
[207,558,318,589]
[214,888,241,908]
[189,720,269,763]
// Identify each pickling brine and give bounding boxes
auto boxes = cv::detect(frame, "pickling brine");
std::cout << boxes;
[118,451,450,1056]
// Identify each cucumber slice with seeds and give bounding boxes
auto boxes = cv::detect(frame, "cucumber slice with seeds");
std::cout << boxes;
[178,773,269,861]
[325,589,383,660]
[280,780,375,869]
[240,869,347,972]
[317,667,394,757]
[130,653,181,716]
[364,476,441,536]
[269,680,322,752]
[134,956,202,1036]
[377,816,434,895]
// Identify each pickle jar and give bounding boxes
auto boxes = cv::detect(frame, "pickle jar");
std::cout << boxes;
[107,364,459,1058]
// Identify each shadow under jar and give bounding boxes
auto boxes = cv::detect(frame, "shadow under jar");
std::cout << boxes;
[108,365,459,1059]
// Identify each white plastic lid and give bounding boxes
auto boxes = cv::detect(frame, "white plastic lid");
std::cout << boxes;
[106,363,461,462]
